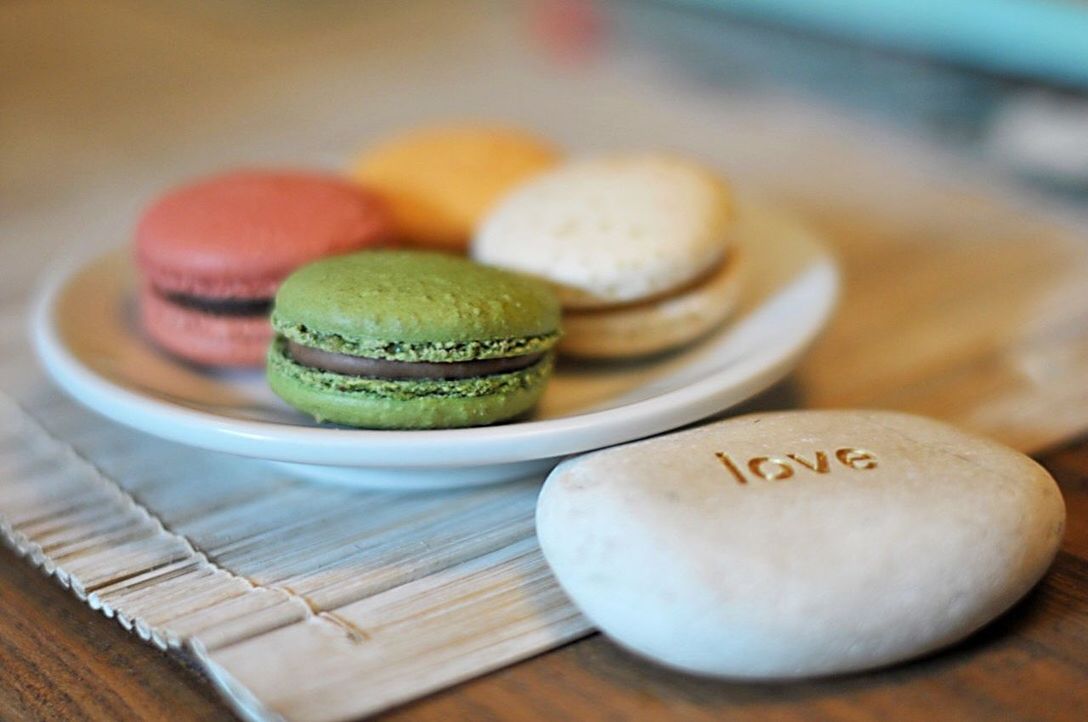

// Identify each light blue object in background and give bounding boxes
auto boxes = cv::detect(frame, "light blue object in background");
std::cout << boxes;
[674,0,1088,87]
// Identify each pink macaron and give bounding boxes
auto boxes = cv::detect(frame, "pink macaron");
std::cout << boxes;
[135,170,392,367]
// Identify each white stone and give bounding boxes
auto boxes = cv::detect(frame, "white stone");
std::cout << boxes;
[536,410,1065,679]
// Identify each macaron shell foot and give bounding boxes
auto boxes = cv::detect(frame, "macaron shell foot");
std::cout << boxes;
[140,286,271,367]
[560,253,744,359]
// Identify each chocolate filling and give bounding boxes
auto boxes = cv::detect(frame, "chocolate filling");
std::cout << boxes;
[161,290,273,317]
[286,341,545,380]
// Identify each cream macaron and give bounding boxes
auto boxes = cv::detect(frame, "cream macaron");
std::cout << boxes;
[473,154,741,358]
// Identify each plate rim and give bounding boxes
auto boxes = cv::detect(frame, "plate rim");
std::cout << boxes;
[32,210,839,469]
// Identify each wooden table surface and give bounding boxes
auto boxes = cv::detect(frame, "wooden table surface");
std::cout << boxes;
[3,435,1085,722]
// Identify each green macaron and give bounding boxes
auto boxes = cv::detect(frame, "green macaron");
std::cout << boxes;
[267,250,561,429]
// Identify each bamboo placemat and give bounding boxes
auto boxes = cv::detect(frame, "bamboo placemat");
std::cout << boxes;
[0,392,586,722]
[4,2,1088,721]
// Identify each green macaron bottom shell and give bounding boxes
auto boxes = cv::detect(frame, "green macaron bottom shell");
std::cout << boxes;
[267,338,555,429]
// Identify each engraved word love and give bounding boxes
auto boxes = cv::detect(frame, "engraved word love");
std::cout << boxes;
[714,448,877,484]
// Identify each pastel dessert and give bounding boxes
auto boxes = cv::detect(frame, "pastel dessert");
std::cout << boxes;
[473,154,741,358]
[267,251,561,429]
[135,170,392,367]
[352,125,559,252]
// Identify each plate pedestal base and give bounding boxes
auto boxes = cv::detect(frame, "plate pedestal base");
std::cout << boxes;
[271,458,559,490]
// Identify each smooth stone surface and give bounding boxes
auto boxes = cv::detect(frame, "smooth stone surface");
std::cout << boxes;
[536,410,1066,679]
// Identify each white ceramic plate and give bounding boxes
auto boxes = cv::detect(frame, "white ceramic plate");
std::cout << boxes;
[33,202,838,489]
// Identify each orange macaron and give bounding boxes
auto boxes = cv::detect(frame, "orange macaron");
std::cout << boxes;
[352,125,559,252]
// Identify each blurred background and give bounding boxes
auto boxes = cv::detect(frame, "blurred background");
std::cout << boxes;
[629,0,1088,198]
[4,0,1088,279]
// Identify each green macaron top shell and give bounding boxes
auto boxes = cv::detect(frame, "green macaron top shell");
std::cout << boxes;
[271,250,561,362]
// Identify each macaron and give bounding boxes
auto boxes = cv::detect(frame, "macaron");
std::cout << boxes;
[352,125,559,252]
[135,170,392,367]
[267,250,561,429]
[473,154,741,358]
